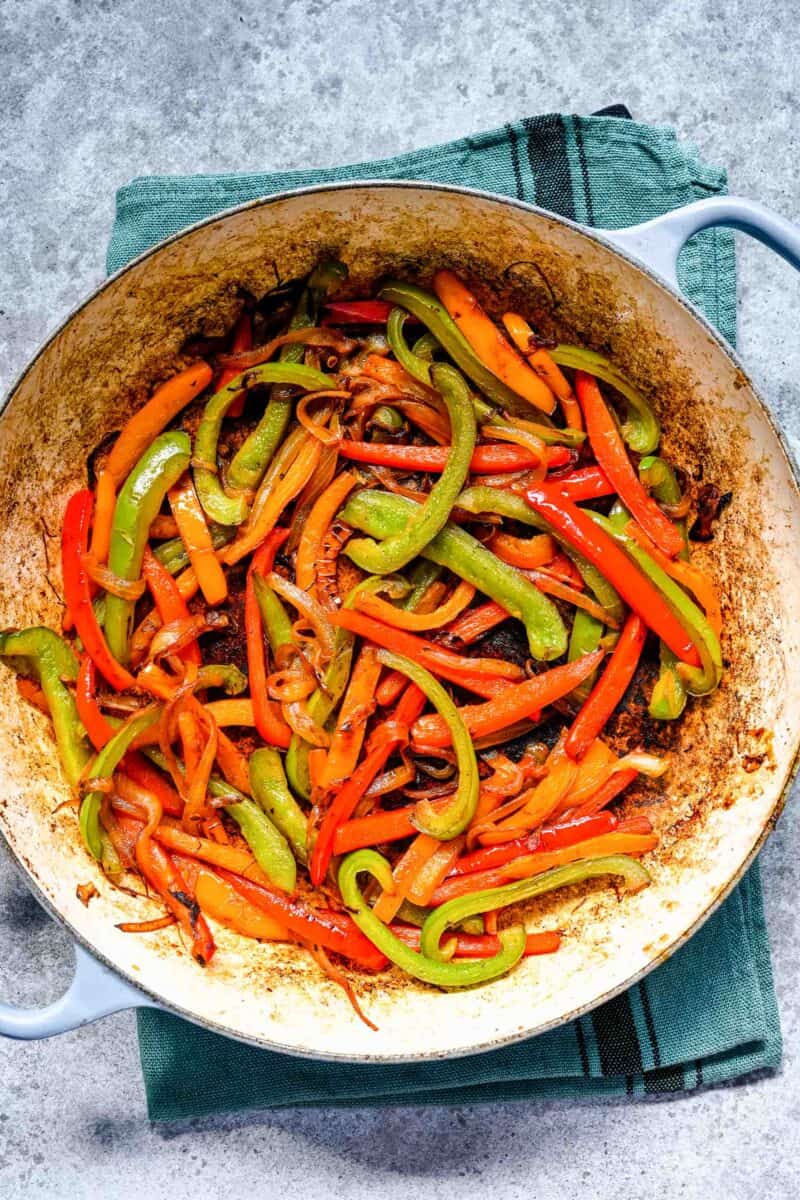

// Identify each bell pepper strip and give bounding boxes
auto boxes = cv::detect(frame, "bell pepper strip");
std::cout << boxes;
[372,833,442,923]
[487,532,555,571]
[410,650,603,749]
[567,609,604,704]
[319,646,381,789]
[219,868,388,971]
[338,439,571,474]
[61,490,137,690]
[333,804,418,855]
[452,812,619,878]
[329,610,517,698]
[245,531,293,749]
[392,925,562,959]
[501,312,582,428]
[355,580,475,633]
[122,752,183,817]
[151,823,266,880]
[444,600,509,647]
[0,628,90,787]
[432,271,556,415]
[218,312,252,419]
[167,475,227,605]
[554,466,615,503]
[222,433,323,567]
[141,548,202,667]
[378,281,549,417]
[564,614,646,761]
[154,523,234,576]
[625,520,722,638]
[295,470,359,592]
[193,362,331,527]
[376,648,480,841]
[638,455,689,558]
[207,778,296,894]
[387,306,435,384]
[338,850,526,985]
[592,512,722,695]
[135,833,215,966]
[192,864,290,942]
[89,469,117,565]
[648,644,687,720]
[455,486,625,627]
[76,655,114,749]
[80,704,162,860]
[341,490,567,661]
[249,747,308,865]
[309,681,426,885]
[285,624,355,801]
[421,854,651,957]
[571,769,639,818]
[324,299,395,324]
[407,836,466,906]
[104,432,191,666]
[524,484,700,666]
[575,372,683,558]
[549,345,659,454]
[226,274,334,494]
[347,365,477,574]
[105,363,212,486]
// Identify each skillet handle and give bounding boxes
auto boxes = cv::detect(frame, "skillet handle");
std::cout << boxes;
[0,942,158,1040]
[602,195,800,291]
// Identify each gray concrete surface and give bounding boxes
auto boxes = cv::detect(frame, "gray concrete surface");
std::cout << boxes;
[1,0,799,1196]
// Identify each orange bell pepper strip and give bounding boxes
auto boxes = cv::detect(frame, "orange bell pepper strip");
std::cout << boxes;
[524,482,700,666]
[487,532,556,570]
[444,600,509,646]
[410,649,603,749]
[575,371,684,558]
[141,547,202,666]
[319,646,382,789]
[571,767,639,818]
[625,521,722,637]
[219,313,252,419]
[354,580,476,633]
[502,311,583,429]
[337,439,572,474]
[433,271,556,414]
[168,475,228,605]
[89,469,117,565]
[372,833,442,923]
[295,470,359,592]
[245,528,292,749]
[106,362,213,486]
[565,613,647,760]
[192,864,290,941]
[219,869,388,971]
[406,836,466,906]
[332,804,419,855]
[61,490,136,691]
[152,823,265,879]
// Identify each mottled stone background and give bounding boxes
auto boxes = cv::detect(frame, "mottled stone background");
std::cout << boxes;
[0,0,799,1196]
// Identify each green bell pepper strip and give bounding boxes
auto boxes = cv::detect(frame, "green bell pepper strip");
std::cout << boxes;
[549,344,660,454]
[208,777,296,893]
[341,489,567,660]
[401,560,444,612]
[639,455,689,560]
[387,306,435,384]
[338,850,527,987]
[375,649,479,840]
[567,608,605,704]
[457,485,625,626]
[470,393,585,450]
[379,280,552,420]
[649,644,688,719]
[199,663,248,695]
[104,431,191,667]
[369,405,405,436]
[592,512,722,695]
[80,705,163,860]
[411,331,439,360]
[285,625,355,801]
[226,262,345,495]
[420,854,651,961]
[252,573,295,652]
[0,628,90,788]
[193,361,332,526]
[249,747,308,865]
[153,522,234,575]
[347,363,477,575]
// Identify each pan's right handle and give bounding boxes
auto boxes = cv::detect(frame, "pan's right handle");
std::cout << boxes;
[601,196,800,292]
[0,942,158,1040]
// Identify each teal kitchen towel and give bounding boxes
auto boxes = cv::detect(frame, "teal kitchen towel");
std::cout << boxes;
[108,112,780,1119]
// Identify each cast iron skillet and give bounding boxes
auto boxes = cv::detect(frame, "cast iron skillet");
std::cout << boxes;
[1,185,799,1060]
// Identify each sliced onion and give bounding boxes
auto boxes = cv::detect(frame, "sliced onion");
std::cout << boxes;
[82,554,146,600]
[217,326,355,371]
[266,572,335,660]
[147,612,228,661]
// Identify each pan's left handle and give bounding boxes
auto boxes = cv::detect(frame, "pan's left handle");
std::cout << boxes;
[0,942,158,1040]
[600,195,800,292]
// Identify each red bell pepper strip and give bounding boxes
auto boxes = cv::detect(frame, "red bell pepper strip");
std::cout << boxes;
[449,811,620,877]
[571,767,639,818]
[61,491,136,691]
[245,528,292,749]
[328,609,517,699]
[122,754,184,818]
[565,614,647,760]
[219,868,388,970]
[332,804,417,855]
[324,299,396,324]
[444,601,509,646]
[219,312,252,418]
[575,372,684,557]
[141,548,202,666]
[554,466,614,502]
[338,440,572,475]
[389,924,561,959]
[310,683,426,886]
[76,655,114,749]
[525,483,700,667]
